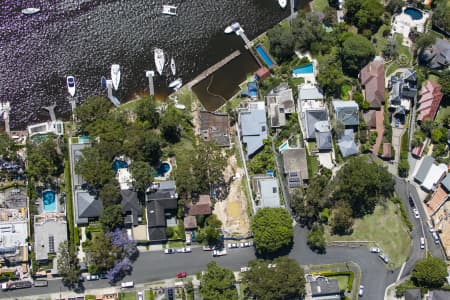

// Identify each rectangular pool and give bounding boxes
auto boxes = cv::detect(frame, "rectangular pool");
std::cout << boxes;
[255,45,274,68]
[42,190,57,213]
[293,64,314,75]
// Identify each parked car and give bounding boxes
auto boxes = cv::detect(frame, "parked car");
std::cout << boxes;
[202,245,216,251]
[394,119,399,128]
[359,285,364,297]
[420,237,425,249]
[433,232,440,244]
[176,272,187,278]
[240,241,253,248]
[408,194,415,207]
[212,249,227,257]
[121,281,134,288]
[240,267,250,272]
[369,247,380,253]
[177,247,191,253]
[137,291,143,300]
[85,274,99,281]
[413,208,420,219]
[379,253,389,264]
[164,248,176,254]
[33,280,48,287]
[228,243,238,249]
[268,263,277,269]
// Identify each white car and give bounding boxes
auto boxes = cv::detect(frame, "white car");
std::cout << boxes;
[369,247,380,253]
[379,253,389,264]
[413,208,420,219]
[202,245,216,251]
[177,247,192,253]
[240,267,251,272]
[164,248,176,254]
[137,291,143,300]
[85,274,99,281]
[268,263,277,269]
[359,285,364,297]
[240,241,253,248]
[228,243,238,249]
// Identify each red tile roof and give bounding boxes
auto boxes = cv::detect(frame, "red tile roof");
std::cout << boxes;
[359,60,385,109]
[189,195,212,216]
[184,216,197,229]
[417,80,444,122]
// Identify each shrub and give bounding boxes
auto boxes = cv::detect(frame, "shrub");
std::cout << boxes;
[166,227,175,239]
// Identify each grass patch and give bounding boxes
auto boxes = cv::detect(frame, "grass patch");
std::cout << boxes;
[386,62,400,76]
[325,201,411,269]
[145,289,155,300]
[119,292,137,300]
[327,275,350,291]
[241,176,252,217]
[64,158,76,250]
[166,240,185,248]
[372,24,390,55]
[435,106,450,124]
[341,85,352,100]
[312,0,329,12]
[306,151,320,179]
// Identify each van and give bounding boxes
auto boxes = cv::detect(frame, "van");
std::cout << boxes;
[121,281,134,288]
[420,237,425,249]
[432,232,440,244]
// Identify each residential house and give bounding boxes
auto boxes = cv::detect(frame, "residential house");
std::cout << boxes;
[146,181,178,243]
[265,83,295,128]
[388,69,417,120]
[428,290,450,300]
[359,59,385,109]
[419,38,450,70]
[184,215,197,230]
[414,156,435,185]
[310,277,341,300]
[188,194,212,216]
[252,175,281,208]
[417,80,444,122]
[0,208,28,265]
[425,173,450,216]
[255,67,270,80]
[0,187,27,210]
[332,100,359,127]
[70,140,104,225]
[238,101,268,158]
[413,156,447,191]
[298,84,332,151]
[404,289,421,300]
[34,213,67,262]
[337,129,358,158]
[27,121,64,138]
[281,148,309,190]
[121,190,142,227]
[198,111,230,147]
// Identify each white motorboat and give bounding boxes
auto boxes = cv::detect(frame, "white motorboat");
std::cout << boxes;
[22,8,40,15]
[111,64,120,90]
[170,58,176,76]
[278,0,287,8]
[162,5,177,16]
[225,22,241,34]
[66,76,76,97]
[168,78,182,88]
[154,48,165,75]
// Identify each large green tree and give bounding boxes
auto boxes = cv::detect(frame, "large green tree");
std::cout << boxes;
[243,257,306,300]
[0,133,16,160]
[26,138,63,183]
[193,141,227,193]
[160,106,182,143]
[412,256,448,288]
[99,204,124,232]
[267,25,295,63]
[317,57,345,97]
[100,183,122,207]
[129,161,152,193]
[75,96,112,132]
[330,202,353,235]
[251,208,293,255]
[333,156,395,217]
[136,95,160,129]
[75,147,114,188]
[345,0,383,33]
[57,241,81,288]
[200,261,238,300]
[341,34,376,77]
[432,0,450,34]
[291,12,332,54]
[87,235,120,274]
[197,215,223,246]
[439,70,450,97]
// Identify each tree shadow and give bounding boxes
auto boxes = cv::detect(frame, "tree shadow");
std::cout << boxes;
[254,242,294,260]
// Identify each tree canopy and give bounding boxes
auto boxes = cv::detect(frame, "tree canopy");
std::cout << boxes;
[267,25,294,63]
[317,57,345,97]
[243,257,305,300]
[291,12,332,54]
[251,208,293,255]
[341,34,376,77]
[160,105,182,143]
[200,261,238,300]
[100,183,122,207]
[345,0,384,34]
[26,138,63,183]
[0,133,16,160]
[432,0,450,34]
[57,241,81,288]
[412,256,448,288]
[197,214,223,246]
[75,147,114,189]
[87,234,120,274]
[99,204,124,232]
[129,161,152,193]
[75,96,112,132]
[136,95,160,129]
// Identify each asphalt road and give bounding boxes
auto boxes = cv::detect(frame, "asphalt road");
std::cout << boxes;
[5,178,437,300]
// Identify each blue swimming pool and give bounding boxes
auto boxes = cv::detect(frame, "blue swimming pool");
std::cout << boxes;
[156,162,171,177]
[255,45,274,68]
[404,7,423,20]
[79,136,90,144]
[42,190,57,212]
[113,159,128,172]
[293,64,314,75]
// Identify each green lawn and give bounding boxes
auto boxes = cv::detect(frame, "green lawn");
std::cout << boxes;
[145,290,155,300]
[327,275,350,291]
[313,0,329,12]
[325,201,411,269]
[435,106,450,124]
[119,292,137,300]
[373,24,390,55]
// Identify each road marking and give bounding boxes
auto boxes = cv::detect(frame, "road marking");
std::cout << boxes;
[396,262,406,281]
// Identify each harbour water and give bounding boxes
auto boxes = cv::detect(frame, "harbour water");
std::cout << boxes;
[1,0,308,129]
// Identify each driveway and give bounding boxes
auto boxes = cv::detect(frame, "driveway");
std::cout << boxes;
[388,126,405,175]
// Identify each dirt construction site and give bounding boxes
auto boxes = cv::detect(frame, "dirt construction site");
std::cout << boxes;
[213,155,251,237]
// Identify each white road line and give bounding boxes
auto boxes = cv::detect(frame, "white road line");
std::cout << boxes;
[396,262,406,282]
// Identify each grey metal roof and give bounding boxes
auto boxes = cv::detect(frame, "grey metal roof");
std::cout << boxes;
[404,289,421,300]
[76,190,102,223]
[34,216,68,261]
[428,290,450,300]
[316,131,333,151]
[258,178,280,208]
[239,106,268,157]
[333,100,359,126]
[310,278,340,297]
[305,109,328,139]
[441,174,450,192]
[121,190,142,226]
[70,143,90,187]
[338,129,358,157]
[414,156,435,184]
[298,86,324,100]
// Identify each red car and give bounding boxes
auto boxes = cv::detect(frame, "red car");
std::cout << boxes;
[176,272,186,278]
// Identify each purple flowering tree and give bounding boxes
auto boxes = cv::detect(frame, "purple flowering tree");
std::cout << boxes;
[105,229,139,282]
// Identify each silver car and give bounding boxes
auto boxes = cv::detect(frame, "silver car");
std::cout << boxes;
[379,253,389,264]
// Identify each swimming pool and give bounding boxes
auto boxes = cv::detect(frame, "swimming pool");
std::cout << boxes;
[79,136,90,144]
[156,162,171,177]
[404,7,423,20]
[293,64,314,75]
[113,159,128,172]
[255,45,274,68]
[42,190,57,212]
